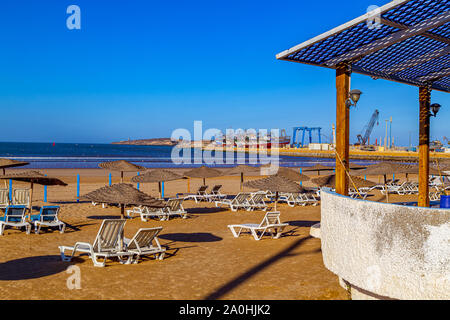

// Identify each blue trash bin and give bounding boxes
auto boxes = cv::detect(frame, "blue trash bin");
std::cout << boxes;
[440,195,450,208]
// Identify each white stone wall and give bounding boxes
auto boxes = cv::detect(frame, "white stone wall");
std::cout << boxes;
[320,190,450,300]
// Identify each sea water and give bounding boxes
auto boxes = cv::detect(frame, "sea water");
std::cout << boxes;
[0,142,372,169]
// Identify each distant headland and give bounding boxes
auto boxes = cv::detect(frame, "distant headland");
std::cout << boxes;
[111,138,176,146]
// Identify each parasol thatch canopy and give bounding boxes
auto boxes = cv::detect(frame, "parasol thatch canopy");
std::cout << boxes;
[81,183,165,219]
[352,162,443,176]
[312,174,376,189]
[225,165,261,191]
[244,174,306,194]
[301,164,334,175]
[0,171,67,211]
[131,169,183,183]
[244,174,306,210]
[274,167,310,182]
[184,166,222,178]
[99,160,146,172]
[225,165,261,175]
[0,159,30,174]
[349,163,368,170]
[183,166,222,185]
[0,171,67,186]
[99,160,146,183]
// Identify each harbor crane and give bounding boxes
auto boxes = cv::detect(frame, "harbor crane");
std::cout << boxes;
[357,109,379,146]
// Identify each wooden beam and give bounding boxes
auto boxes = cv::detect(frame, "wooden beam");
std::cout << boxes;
[381,46,450,75]
[380,18,450,45]
[335,64,350,196]
[417,67,450,82]
[418,86,431,207]
[325,11,450,67]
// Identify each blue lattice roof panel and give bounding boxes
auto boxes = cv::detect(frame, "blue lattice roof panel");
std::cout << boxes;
[276,0,450,92]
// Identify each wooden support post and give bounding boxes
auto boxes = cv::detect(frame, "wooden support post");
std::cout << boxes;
[418,86,431,207]
[335,63,350,196]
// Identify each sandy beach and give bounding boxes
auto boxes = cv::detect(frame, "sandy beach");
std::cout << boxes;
[0,167,424,300]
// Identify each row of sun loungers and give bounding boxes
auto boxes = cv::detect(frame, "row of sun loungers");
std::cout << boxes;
[181,185,227,203]
[0,205,65,235]
[0,188,32,209]
[59,219,165,267]
[215,192,268,211]
[127,198,188,221]
[59,210,289,267]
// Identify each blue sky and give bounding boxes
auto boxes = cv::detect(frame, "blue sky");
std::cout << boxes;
[0,0,448,146]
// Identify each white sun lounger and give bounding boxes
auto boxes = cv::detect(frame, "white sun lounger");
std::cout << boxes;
[59,219,134,267]
[139,206,167,222]
[0,189,9,209]
[30,206,66,234]
[12,189,30,207]
[228,211,288,240]
[183,185,210,203]
[215,192,251,212]
[246,192,268,211]
[123,227,166,263]
[164,198,188,220]
[205,185,227,201]
[0,205,31,235]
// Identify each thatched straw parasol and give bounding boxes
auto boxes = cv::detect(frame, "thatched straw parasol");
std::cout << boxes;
[98,160,146,183]
[225,165,261,191]
[301,164,334,175]
[349,163,368,170]
[81,183,165,219]
[131,169,183,198]
[0,159,30,175]
[244,174,305,210]
[274,167,310,183]
[183,166,222,186]
[0,171,67,211]
[311,174,376,189]
[352,162,429,202]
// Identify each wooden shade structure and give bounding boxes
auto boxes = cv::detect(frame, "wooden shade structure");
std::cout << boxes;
[301,164,334,175]
[274,167,310,182]
[183,166,222,186]
[244,174,305,210]
[81,183,165,219]
[0,171,67,211]
[0,159,30,175]
[225,165,261,191]
[131,169,183,198]
[312,174,376,189]
[277,0,449,207]
[98,160,146,183]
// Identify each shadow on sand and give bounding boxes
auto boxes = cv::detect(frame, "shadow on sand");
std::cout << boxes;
[0,255,83,281]
[204,235,313,299]
[186,207,228,215]
[159,232,222,243]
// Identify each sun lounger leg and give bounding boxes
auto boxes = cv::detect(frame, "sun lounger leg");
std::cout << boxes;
[34,223,41,234]
[92,254,107,267]
[228,226,241,238]
[251,229,262,241]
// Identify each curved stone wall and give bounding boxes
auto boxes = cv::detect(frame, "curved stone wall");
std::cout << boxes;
[320,190,450,300]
